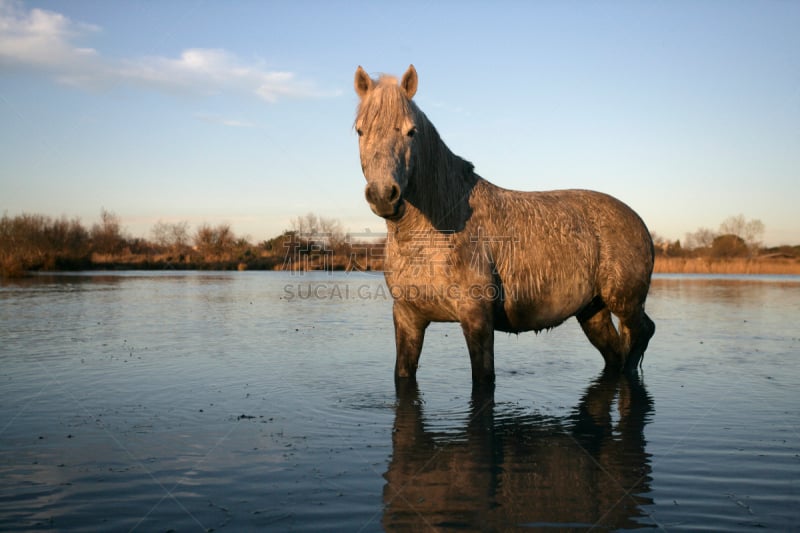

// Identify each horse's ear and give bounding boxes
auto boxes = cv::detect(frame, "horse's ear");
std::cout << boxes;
[401,64,418,99]
[354,66,373,99]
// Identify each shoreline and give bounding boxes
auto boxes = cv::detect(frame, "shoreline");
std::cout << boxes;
[4,256,800,278]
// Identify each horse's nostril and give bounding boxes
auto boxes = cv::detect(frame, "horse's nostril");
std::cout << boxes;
[388,183,401,203]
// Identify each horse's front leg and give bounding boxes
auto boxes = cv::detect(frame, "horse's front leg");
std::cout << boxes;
[393,302,429,380]
[459,302,495,384]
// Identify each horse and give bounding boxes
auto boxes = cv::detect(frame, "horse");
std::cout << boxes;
[354,64,655,384]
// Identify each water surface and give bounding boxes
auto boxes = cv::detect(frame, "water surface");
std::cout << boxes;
[1,272,798,530]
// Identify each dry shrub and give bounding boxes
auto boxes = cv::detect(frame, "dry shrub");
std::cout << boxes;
[654,257,800,275]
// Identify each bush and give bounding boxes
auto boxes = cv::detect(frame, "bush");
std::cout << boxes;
[711,234,749,258]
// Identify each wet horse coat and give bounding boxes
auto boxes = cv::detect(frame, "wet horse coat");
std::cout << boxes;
[354,65,655,384]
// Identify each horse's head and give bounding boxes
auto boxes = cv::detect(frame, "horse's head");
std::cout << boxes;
[354,65,419,221]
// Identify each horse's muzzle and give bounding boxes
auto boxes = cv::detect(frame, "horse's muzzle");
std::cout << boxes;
[365,182,405,220]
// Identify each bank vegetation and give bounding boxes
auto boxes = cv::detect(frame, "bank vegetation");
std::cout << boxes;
[2,210,798,278]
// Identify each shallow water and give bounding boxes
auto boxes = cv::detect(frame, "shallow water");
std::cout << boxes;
[1,271,798,531]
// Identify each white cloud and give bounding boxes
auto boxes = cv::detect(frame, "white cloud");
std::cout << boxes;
[115,48,326,102]
[0,0,327,102]
[0,0,99,68]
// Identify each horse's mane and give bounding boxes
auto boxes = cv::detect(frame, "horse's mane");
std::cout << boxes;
[409,104,476,231]
[356,75,477,231]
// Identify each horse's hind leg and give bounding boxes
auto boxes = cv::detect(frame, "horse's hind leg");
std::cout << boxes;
[578,304,623,367]
[459,303,495,384]
[618,309,655,372]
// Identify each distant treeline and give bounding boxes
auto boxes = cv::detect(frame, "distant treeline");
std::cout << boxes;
[650,214,800,273]
[0,210,385,278]
[2,210,799,278]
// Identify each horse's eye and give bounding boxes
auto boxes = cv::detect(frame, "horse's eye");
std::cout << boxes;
[407,127,416,138]
[357,129,364,137]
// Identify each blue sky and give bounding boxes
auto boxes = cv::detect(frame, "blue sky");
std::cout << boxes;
[1,0,798,246]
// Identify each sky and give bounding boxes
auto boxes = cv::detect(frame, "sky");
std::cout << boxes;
[1,0,798,246]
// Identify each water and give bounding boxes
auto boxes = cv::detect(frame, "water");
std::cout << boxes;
[1,271,798,531]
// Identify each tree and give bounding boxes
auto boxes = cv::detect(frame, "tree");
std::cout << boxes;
[194,223,236,259]
[685,227,716,251]
[290,212,345,251]
[90,209,126,254]
[650,231,666,255]
[719,214,764,253]
[1,213,91,275]
[260,230,295,253]
[152,220,190,252]
[651,232,684,256]
[47,216,89,255]
[0,213,49,272]
[711,234,748,258]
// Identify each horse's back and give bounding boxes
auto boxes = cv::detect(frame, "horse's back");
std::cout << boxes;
[474,183,652,267]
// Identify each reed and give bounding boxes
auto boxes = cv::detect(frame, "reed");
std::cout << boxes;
[654,256,800,275]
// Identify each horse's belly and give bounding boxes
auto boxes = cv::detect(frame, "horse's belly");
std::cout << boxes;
[497,308,568,333]
[499,291,590,333]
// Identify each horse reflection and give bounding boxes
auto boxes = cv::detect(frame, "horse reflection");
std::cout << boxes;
[383,371,654,530]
